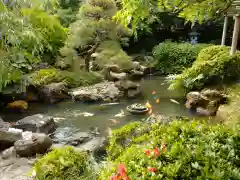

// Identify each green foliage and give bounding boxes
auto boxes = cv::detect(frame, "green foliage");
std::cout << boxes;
[30,68,103,88]
[33,146,96,180]
[21,7,67,56]
[114,0,232,33]
[0,0,67,91]
[56,0,81,27]
[153,41,211,75]
[61,0,131,70]
[100,120,240,179]
[107,121,149,160]
[94,41,133,70]
[169,45,240,91]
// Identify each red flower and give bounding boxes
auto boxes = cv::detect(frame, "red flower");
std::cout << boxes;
[144,149,151,156]
[110,175,116,180]
[123,176,130,180]
[117,163,127,176]
[148,167,157,173]
[153,147,160,157]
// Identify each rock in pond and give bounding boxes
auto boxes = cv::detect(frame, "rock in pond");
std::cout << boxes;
[75,136,107,156]
[37,82,70,104]
[128,70,144,81]
[185,89,227,116]
[14,133,52,157]
[69,81,120,102]
[0,127,23,151]
[13,114,56,134]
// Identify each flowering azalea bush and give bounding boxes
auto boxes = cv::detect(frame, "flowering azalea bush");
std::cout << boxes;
[99,121,240,179]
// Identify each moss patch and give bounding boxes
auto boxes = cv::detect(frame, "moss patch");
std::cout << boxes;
[29,68,103,88]
[217,84,240,127]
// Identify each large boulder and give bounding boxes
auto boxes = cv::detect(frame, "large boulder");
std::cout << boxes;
[14,133,52,157]
[114,80,139,91]
[0,128,23,151]
[185,89,227,116]
[76,136,107,155]
[37,82,70,104]
[128,70,144,81]
[69,81,120,102]
[104,65,122,73]
[13,114,56,134]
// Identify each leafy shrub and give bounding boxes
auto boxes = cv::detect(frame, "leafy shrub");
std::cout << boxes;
[33,146,96,180]
[100,121,240,179]
[21,8,67,57]
[153,41,211,75]
[30,68,103,88]
[95,41,133,70]
[169,45,240,91]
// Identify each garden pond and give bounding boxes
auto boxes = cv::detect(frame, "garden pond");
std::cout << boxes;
[0,76,205,139]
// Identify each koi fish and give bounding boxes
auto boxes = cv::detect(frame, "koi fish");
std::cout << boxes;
[170,99,180,104]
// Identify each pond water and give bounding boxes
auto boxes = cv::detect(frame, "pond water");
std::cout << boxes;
[1,76,193,136]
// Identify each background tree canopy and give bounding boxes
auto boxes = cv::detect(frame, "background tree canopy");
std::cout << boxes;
[115,0,233,32]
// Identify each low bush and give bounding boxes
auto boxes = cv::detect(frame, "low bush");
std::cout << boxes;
[30,68,103,88]
[169,45,240,91]
[153,41,211,75]
[95,41,133,70]
[33,146,96,180]
[99,121,240,179]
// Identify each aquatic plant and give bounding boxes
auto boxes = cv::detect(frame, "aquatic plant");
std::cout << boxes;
[100,120,240,179]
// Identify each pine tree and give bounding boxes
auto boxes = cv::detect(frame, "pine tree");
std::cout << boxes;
[60,0,131,71]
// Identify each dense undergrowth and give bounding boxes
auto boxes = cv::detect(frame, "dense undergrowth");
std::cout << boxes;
[30,68,103,88]
[153,41,211,75]
[169,45,240,91]
[33,146,97,180]
[99,120,240,179]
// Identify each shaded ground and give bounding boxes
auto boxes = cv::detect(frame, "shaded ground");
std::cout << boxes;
[216,83,240,126]
[0,156,35,180]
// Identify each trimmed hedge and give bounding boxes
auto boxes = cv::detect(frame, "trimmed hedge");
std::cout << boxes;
[99,121,240,179]
[169,45,240,91]
[153,41,211,75]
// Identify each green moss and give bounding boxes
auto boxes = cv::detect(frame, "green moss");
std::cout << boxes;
[30,68,103,88]
[153,41,211,75]
[217,84,240,127]
[169,45,240,91]
[33,146,96,180]
[100,121,240,180]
